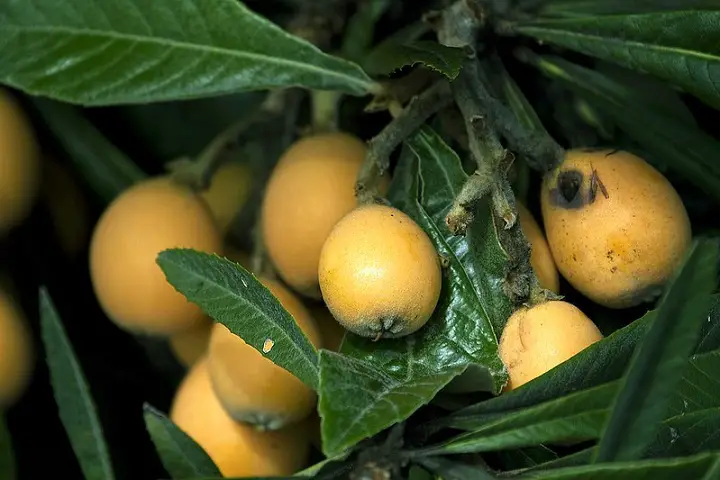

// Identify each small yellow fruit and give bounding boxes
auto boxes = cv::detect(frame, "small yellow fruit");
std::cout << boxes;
[319,204,441,339]
[89,177,223,335]
[0,286,34,408]
[170,357,310,477]
[0,87,41,235]
[541,149,691,308]
[42,159,89,257]
[208,278,322,430]
[516,202,560,293]
[499,301,603,391]
[169,319,214,368]
[261,132,385,298]
[307,304,346,352]
[200,162,253,233]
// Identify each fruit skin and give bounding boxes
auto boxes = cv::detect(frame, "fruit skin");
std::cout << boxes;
[541,149,691,309]
[318,204,441,339]
[89,176,223,336]
[200,162,252,233]
[169,318,214,368]
[499,301,602,391]
[0,87,41,235]
[0,286,34,408]
[516,202,560,293]
[208,278,322,430]
[170,357,310,477]
[261,132,386,298]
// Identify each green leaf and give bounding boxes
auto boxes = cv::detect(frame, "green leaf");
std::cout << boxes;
[341,0,391,63]
[494,446,558,471]
[595,240,719,463]
[524,452,720,479]
[39,287,115,480]
[143,403,220,479]
[29,98,146,203]
[527,54,720,202]
[696,300,720,354]
[0,416,15,480]
[517,11,720,110]
[362,40,466,79]
[669,350,720,416]
[156,249,319,389]
[318,350,465,457]
[415,457,498,479]
[648,408,720,458]
[539,0,720,18]
[420,383,615,455]
[0,0,376,106]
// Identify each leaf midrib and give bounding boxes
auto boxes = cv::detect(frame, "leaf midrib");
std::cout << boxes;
[519,25,720,63]
[0,24,374,92]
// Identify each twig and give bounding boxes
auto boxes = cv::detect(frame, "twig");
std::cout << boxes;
[355,80,453,204]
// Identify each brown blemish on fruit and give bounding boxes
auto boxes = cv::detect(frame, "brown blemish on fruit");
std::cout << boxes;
[550,170,586,209]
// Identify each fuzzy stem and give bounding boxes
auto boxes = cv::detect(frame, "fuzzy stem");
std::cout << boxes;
[355,80,453,204]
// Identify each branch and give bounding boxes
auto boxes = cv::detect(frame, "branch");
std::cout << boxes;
[355,80,453,204]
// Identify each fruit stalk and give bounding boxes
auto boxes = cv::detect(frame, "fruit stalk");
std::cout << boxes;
[355,80,453,204]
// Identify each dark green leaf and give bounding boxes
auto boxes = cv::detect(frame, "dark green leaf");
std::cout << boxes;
[0,0,376,105]
[156,249,319,389]
[420,383,614,455]
[0,416,15,480]
[143,403,220,479]
[39,287,115,480]
[318,350,466,457]
[521,448,596,473]
[295,452,352,478]
[527,55,720,201]
[524,452,720,479]
[494,445,558,471]
[490,58,546,134]
[595,240,719,463]
[30,98,146,203]
[648,408,720,458]
[696,299,720,354]
[539,0,720,18]
[415,456,498,479]
[408,465,435,480]
[341,0,391,63]
[517,11,720,110]
[362,40,466,79]
[669,350,720,416]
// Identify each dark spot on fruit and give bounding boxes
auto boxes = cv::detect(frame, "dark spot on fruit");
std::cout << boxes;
[549,169,586,209]
[610,266,618,273]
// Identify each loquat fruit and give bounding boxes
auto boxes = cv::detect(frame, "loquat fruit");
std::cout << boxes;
[516,202,560,293]
[261,132,388,298]
[207,278,322,430]
[0,285,34,408]
[0,87,40,235]
[318,204,441,340]
[200,161,253,233]
[170,357,310,477]
[499,301,603,391]
[89,176,223,336]
[541,149,691,308]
